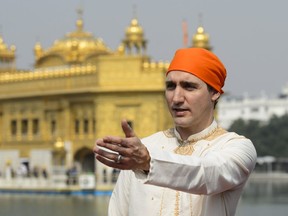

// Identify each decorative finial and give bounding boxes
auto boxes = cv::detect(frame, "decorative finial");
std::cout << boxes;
[132,4,137,19]
[77,6,83,20]
[76,6,84,31]
[198,13,203,27]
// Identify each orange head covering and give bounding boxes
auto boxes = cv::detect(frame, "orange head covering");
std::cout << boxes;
[167,48,227,94]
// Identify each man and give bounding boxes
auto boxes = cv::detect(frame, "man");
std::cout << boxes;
[93,48,257,216]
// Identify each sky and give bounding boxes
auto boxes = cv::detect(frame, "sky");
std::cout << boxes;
[0,0,287,97]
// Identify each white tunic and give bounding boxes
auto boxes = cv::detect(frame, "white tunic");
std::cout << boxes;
[108,121,257,216]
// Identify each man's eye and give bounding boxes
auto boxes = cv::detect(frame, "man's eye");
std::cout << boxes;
[165,83,175,90]
[183,83,197,90]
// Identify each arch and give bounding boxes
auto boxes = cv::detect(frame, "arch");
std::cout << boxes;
[74,146,95,173]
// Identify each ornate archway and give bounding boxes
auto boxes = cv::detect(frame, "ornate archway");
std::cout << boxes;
[74,147,95,173]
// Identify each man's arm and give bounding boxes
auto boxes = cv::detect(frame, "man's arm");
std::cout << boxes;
[142,136,257,195]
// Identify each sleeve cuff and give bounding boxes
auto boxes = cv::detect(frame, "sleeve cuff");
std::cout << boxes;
[133,169,150,183]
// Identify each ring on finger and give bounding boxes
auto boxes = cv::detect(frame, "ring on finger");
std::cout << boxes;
[116,154,122,164]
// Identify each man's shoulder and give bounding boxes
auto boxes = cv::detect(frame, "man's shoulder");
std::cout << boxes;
[214,130,254,148]
[224,130,251,141]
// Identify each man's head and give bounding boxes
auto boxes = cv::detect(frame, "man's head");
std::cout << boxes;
[165,48,227,137]
[166,48,226,94]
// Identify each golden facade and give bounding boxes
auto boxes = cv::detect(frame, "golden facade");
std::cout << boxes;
[0,14,171,177]
[0,12,212,187]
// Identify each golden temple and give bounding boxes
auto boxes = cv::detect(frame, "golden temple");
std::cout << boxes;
[0,10,212,189]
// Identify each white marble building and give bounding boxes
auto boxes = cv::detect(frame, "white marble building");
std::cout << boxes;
[217,84,288,129]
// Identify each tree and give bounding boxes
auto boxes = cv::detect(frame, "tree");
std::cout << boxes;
[228,114,288,157]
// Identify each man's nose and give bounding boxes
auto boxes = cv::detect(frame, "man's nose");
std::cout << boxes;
[172,87,184,103]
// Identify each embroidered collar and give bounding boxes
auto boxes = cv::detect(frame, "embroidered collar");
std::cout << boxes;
[163,120,227,155]
[173,120,218,145]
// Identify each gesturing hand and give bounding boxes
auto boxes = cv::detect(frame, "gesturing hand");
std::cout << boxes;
[93,120,151,171]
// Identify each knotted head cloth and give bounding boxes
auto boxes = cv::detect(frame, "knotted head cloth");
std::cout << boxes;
[166,48,227,94]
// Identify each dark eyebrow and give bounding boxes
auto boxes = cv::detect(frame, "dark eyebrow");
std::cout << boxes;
[165,80,174,84]
[180,81,199,86]
[165,80,199,86]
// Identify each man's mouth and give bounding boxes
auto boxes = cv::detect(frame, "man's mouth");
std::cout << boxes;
[172,107,189,116]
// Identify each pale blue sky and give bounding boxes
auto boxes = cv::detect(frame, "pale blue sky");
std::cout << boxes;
[1,0,287,96]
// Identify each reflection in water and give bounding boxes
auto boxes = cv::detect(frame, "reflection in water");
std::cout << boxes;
[1,178,288,216]
[242,179,288,204]
[0,194,110,216]
[236,178,288,216]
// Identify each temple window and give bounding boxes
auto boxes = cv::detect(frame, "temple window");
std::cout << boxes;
[32,119,39,135]
[11,120,17,136]
[21,119,28,136]
[83,119,89,134]
[51,120,56,136]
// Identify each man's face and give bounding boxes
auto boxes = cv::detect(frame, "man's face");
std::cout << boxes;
[165,71,219,135]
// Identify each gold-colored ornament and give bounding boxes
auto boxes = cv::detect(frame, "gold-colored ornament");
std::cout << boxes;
[174,127,227,155]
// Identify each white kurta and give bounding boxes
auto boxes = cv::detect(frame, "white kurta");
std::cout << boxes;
[108,121,257,216]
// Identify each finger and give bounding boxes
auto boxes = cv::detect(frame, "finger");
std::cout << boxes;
[96,154,119,168]
[121,119,135,138]
[94,138,104,150]
[101,134,130,148]
[102,136,133,149]
[103,136,123,146]
[95,154,129,170]
[94,146,119,162]
[96,139,122,154]
[94,139,105,153]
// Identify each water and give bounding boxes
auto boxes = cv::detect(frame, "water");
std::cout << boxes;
[1,179,287,216]
[236,178,288,216]
[0,194,110,216]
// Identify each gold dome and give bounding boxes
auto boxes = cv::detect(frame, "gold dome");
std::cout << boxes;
[125,18,144,42]
[34,17,111,68]
[192,26,212,50]
[0,35,16,62]
[116,42,125,55]
[123,17,147,55]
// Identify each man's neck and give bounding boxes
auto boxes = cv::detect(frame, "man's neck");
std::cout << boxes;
[176,119,215,140]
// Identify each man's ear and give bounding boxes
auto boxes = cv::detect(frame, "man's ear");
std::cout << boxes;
[211,91,221,102]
